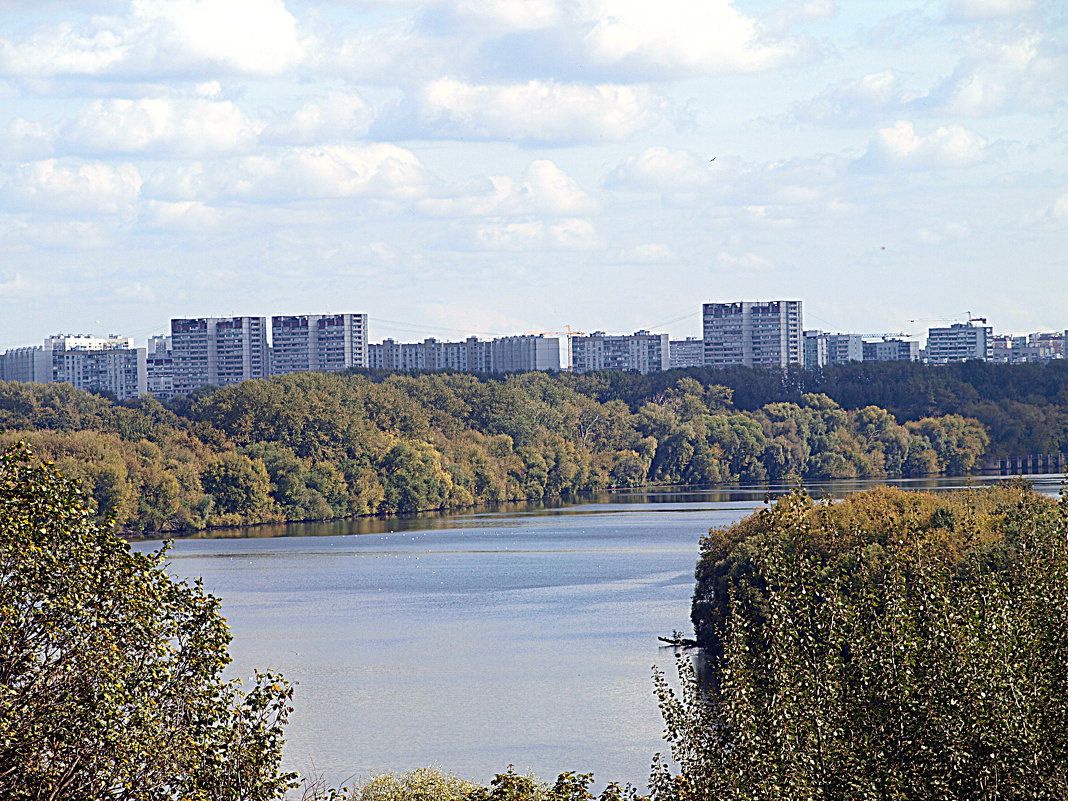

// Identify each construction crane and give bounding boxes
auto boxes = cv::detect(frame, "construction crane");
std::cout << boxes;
[859,332,911,339]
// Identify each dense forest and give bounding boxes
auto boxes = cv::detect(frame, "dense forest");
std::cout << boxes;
[0,364,1007,533]
[672,483,1068,799]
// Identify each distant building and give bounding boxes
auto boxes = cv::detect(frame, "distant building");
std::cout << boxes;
[990,332,1066,364]
[270,313,368,375]
[803,330,863,369]
[570,331,669,374]
[490,335,559,373]
[863,338,920,362]
[703,300,803,368]
[146,335,175,399]
[0,334,145,400]
[368,335,558,374]
[170,317,269,395]
[925,322,993,364]
[669,337,705,369]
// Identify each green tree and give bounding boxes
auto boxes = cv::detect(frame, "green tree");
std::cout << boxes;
[667,484,1068,801]
[0,444,296,800]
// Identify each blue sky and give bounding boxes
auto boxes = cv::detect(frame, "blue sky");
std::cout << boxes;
[0,0,1064,348]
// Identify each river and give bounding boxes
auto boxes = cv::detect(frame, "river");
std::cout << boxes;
[133,473,1067,790]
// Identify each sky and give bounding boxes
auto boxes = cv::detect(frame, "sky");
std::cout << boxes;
[0,0,1065,349]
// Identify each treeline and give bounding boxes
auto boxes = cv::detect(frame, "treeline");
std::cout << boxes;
[571,360,1068,457]
[0,371,989,532]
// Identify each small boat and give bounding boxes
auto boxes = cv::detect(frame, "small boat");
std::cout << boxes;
[658,634,698,648]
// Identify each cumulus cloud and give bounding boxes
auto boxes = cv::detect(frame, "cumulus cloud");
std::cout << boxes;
[854,120,991,171]
[260,93,373,145]
[139,199,228,231]
[145,144,429,203]
[419,160,598,217]
[760,0,837,37]
[1,159,142,214]
[381,78,665,144]
[944,0,1038,21]
[793,70,912,125]
[62,98,261,157]
[605,146,718,193]
[0,0,304,78]
[925,29,1068,116]
[0,118,56,160]
[478,0,803,81]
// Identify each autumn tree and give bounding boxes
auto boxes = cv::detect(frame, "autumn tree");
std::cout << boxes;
[0,444,296,800]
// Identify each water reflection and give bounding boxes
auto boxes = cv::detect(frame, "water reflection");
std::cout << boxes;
[163,471,1066,542]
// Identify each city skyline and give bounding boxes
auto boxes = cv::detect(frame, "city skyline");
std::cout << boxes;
[0,0,1065,349]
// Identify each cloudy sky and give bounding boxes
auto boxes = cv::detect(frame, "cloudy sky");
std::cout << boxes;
[0,0,1065,348]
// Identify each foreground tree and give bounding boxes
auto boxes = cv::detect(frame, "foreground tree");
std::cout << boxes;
[0,444,296,800]
[655,483,1068,801]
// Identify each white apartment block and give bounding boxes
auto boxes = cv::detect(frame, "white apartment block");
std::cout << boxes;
[570,331,669,374]
[271,313,368,375]
[703,301,803,369]
[925,322,993,364]
[669,338,705,369]
[170,317,269,395]
[0,334,146,400]
[803,330,864,369]
[368,335,558,374]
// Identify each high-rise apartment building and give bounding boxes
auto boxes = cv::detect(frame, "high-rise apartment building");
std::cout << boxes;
[803,330,863,369]
[270,313,368,375]
[170,317,268,394]
[669,338,705,369]
[570,331,669,374]
[0,334,145,400]
[862,338,920,362]
[367,335,558,374]
[925,322,993,364]
[490,335,560,373]
[703,301,803,368]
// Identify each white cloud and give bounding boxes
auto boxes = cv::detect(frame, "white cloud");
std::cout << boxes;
[760,0,837,37]
[944,0,1038,21]
[385,78,665,144]
[469,218,602,251]
[605,147,717,192]
[915,221,972,244]
[419,160,598,217]
[855,120,990,171]
[926,30,1068,116]
[0,118,56,160]
[714,249,774,271]
[62,98,261,157]
[473,0,804,81]
[146,144,429,203]
[0,0,304,78]
[139,199,227,231]
[794,70,910,125]
[261,93,373,145]
[1,159,142,214]
[580,0,797,77]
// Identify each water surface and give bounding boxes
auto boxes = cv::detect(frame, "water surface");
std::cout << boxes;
[134,474,1066,788]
